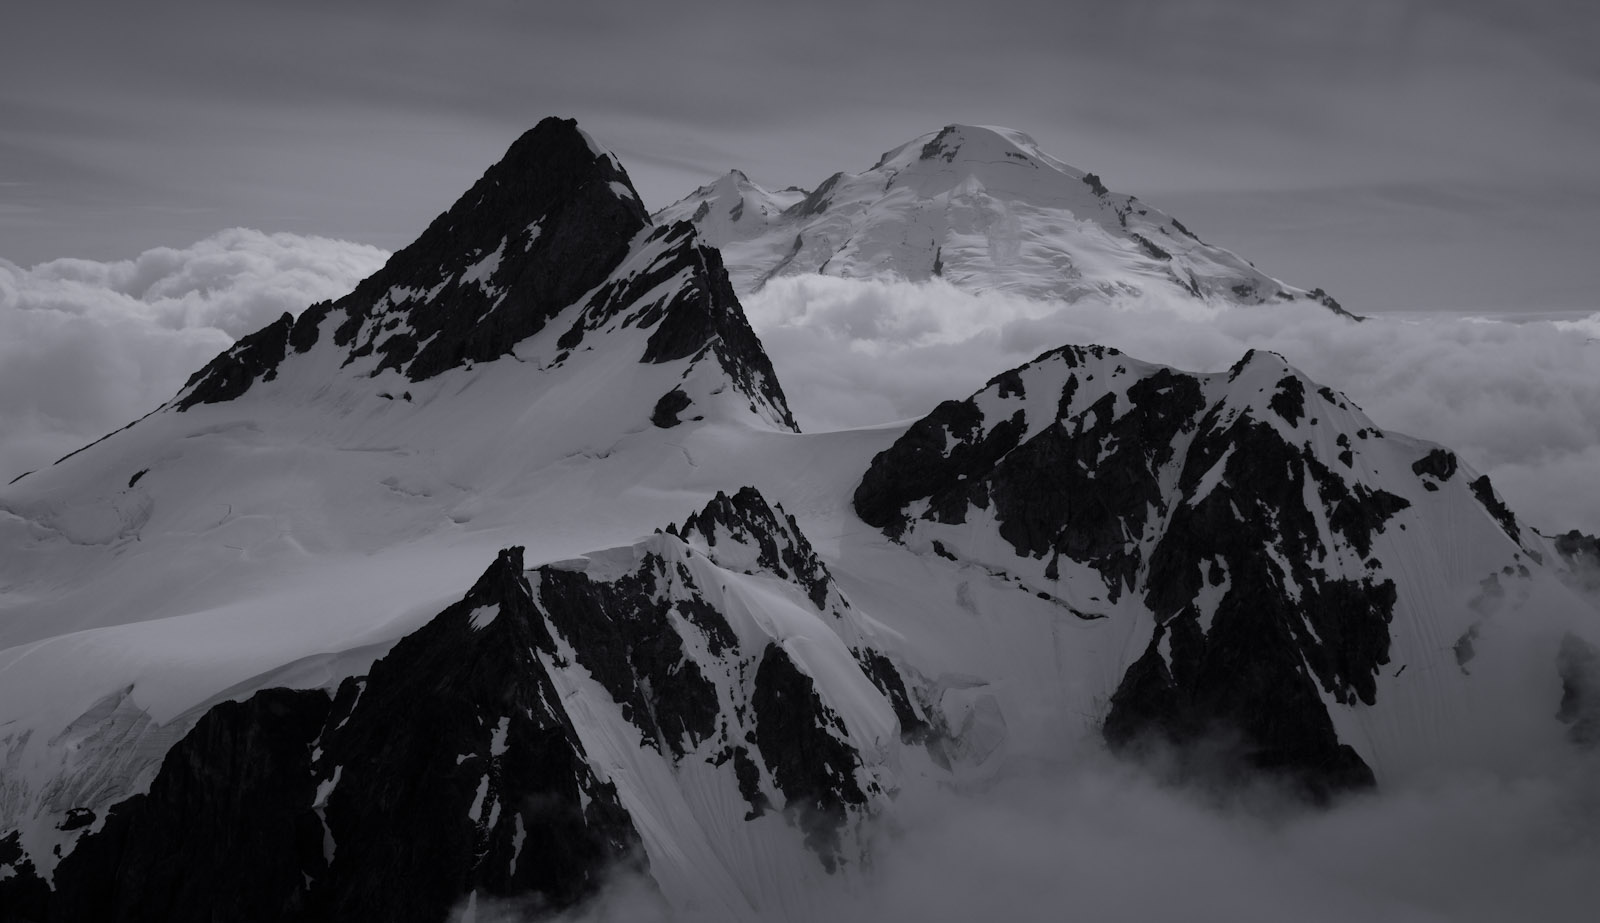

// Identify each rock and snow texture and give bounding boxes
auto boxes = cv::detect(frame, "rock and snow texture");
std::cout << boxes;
[854,343,1600,796]
[2,491,929,921]
[172,115,794,429]
[3,116,1598,922]
[22,548,642,923]
[657,124,1348,313]
[0,117,811,912]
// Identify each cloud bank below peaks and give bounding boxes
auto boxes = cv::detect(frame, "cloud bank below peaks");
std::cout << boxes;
[543,744,1600,923]
[0,228,388,482]
[5,233,1596,537]
[744,275,1600,534]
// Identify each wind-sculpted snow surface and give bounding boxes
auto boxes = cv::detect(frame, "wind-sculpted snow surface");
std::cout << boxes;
[658,124,1349,314]
[855,343,1598,797]
[0,491,928,920]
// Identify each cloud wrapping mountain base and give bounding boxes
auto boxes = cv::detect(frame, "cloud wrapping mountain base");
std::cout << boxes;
[744,275,1600,533]
[0,228,387,481]
[540,744,1600,923]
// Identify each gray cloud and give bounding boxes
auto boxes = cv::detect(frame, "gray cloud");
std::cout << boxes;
[541,744,1600,922]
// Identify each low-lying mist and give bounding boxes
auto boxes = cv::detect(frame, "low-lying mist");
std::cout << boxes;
[536,743,1600,923]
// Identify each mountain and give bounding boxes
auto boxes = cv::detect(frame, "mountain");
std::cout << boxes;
[0,117,826,915]
[2,119,1596,921]
[7,488,929,921]
[854,343,1598,796]
[656,124,1350,314]
[172,116,793,429]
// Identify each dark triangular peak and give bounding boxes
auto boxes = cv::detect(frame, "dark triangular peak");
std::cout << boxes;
[175,116,649,408]
[310,546,644,921]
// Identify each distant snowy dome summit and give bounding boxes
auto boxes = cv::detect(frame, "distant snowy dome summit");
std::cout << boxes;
[658,123,1350,314]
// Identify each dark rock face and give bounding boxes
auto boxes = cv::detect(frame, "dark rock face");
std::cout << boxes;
[785,172,844,220]
[1267,375,1306,426]
[751,644,868,871]
[535,556,723,759]
[1410,448,1458,484]
[174,313,295,409]
[312,548,640,922]
[1469,475,1521,544]
[679,487,835,610]
[650,388,693,428]
[323,118,646,383]
[855,345,1412,797]
[47,689,331,923]
[854,396,1023,538]
[0,831,50,923]
[1119,390,1402,799]
[853,649,931,744]
[19,548,644,923]
[987,367,1205,601]
[858,344,1208,605]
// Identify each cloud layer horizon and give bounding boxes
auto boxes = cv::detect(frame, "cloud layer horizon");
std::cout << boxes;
[3,229,1597,536]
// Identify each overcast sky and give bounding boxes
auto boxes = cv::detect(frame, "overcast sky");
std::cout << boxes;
[4,0,1598,314]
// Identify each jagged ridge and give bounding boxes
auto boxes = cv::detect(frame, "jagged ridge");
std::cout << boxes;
[854,342,1536,797]
[3,488,930,917]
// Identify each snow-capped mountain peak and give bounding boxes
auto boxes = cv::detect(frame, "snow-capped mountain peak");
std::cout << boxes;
[167,116,795,435]
[176,116,650,406]
[865,123,1086,196]
[658,123,1350,314]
